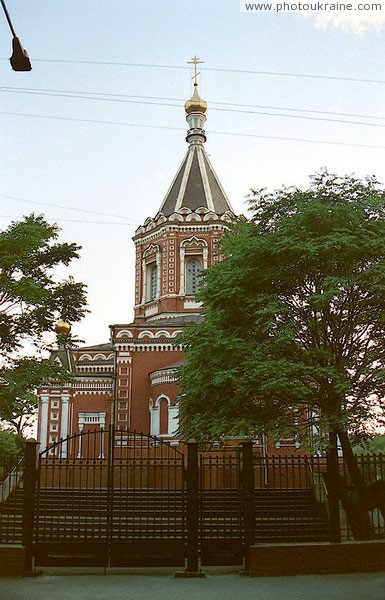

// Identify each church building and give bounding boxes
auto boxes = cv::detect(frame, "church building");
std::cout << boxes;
[37,77,236,455]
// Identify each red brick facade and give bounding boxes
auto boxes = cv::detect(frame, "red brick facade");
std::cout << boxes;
[37,84,237,454]
[37,85,303,456]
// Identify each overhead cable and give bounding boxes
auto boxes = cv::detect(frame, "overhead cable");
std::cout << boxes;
[1,110,385,151]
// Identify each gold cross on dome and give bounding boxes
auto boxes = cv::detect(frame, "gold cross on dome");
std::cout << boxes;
[187,55,204,85]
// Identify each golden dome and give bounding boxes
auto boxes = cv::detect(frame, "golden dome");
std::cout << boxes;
[55,320,72,336]
[184,84,208,115]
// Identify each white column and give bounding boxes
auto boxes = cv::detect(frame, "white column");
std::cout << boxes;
[169,405,179,436]
[141,259,147,304]
[38,395,49,453]
[203,246,208,269]
[294,417,301,449]
[156,251,161,298]
[179,247,186,295]
[150,404,159,436]
[77,423,84,458]
[99,426,105,459]
[60,394,70,458]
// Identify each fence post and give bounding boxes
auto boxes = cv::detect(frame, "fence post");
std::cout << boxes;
[241,441,255,573]
[326,431,341,543]
[106,424,115,569]
[176,441,205,577]
[22,438,38,574]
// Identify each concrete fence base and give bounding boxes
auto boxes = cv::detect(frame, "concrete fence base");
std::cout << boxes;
[249,540,385,576]
[0,545,25,576]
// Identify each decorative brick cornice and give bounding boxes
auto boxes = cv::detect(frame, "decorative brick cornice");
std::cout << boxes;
[150,370,179,386]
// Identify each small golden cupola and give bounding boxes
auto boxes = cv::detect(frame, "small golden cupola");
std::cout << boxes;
[55,319,72,336]
[184,83,208,115]
[184,56,207,145]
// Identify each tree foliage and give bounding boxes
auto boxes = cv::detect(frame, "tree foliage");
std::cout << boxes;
[0,428,23,478]
[179,172,385,450]
[0,214,87,431]
[353,435,385,454]
[0,358,68,433]
[0,214,87,354]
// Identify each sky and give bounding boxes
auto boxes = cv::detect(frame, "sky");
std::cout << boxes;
[1,0,385,348]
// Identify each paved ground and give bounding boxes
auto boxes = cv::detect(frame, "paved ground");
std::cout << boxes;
[0,567,385,600]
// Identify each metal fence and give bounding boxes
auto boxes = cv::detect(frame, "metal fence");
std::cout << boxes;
[34,429,186,567]
[253,454,329,544]
[251,453,385,543]
[199,448,243,565]
[337,453,385,541]
[0,457,24,544]
[0,435,384,572]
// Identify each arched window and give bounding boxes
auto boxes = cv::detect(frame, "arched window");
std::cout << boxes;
[186,257,202,295]
[150,396,179,437]
[147,263,158,302]
[159,398,169,435]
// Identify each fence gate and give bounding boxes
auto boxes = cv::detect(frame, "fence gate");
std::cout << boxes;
[34,428,186,568]
[199,446,244,566]
[5,438,383,572]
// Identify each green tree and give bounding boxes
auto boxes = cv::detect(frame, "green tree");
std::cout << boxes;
[0,358,68,433]
[0,214,87,431]
[0,428,24,478]
[353,435,385,454]
[179,172,385,498]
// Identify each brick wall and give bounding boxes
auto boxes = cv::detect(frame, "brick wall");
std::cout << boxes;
[249,541,385,576]
[0,545,25,577]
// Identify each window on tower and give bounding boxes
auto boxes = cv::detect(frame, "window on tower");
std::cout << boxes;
[186,257,202,295]
[147,263,158,302]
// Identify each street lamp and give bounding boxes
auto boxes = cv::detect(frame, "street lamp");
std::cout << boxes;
[1,0,31,71]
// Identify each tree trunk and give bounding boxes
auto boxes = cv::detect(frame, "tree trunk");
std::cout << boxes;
[336,428,374,539]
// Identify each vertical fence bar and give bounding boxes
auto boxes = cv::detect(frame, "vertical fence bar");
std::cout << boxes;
[377,454,385,530]
[241,441,255,572]
[22,438,38,574]
[326,432,341,543]
[106,425,115,567]
[185,442,200,574]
